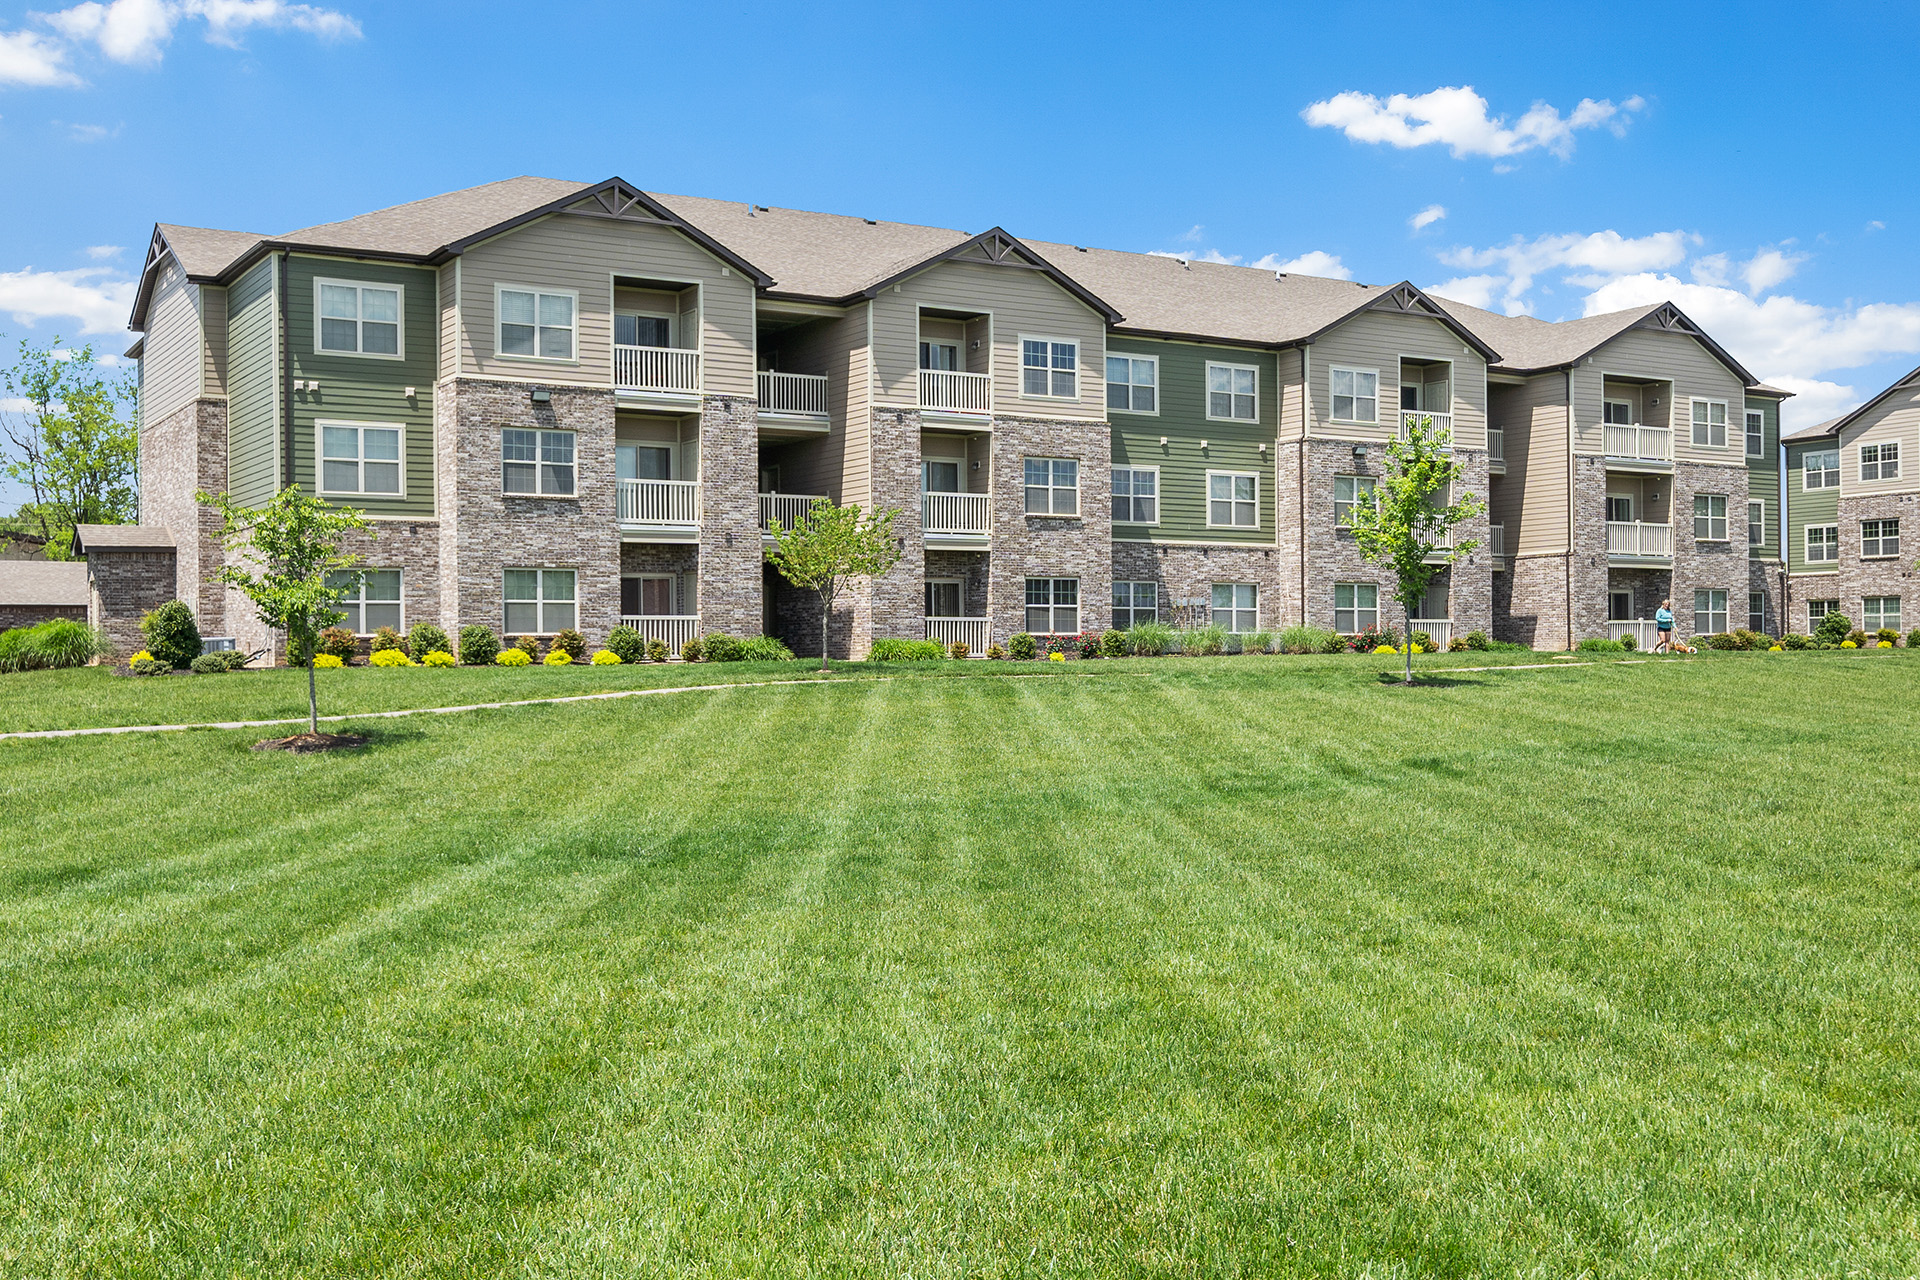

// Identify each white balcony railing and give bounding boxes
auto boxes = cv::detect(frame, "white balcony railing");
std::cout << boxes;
[1487,427,1505,464]
[1607,620,1663,649]
[618,614,701,654]
[756,370,829,416]
[1603,424,1672,462]
[1400,409,1455,447]
[926,616,989,655]
[759,493,827,532]
[617,478,700,526]
[1488,523,1506,558]
[614,345,700,394]
[922,491,992,536]
[1408,619,1452,650]
[1606,520,1672,558]
[918,369,992,414]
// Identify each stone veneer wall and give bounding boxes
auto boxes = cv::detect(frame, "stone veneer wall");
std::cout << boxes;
[1111,542,1283,629]
[1667,460,1752,638]
[86,548,177,658]
[987,414,1112,642]
[843,407,925,658]
[695,394,763,636]
[1834,491,1919,629]
[1747,559,1786,635]
[0,604,87,630]
[138,397,230,630]
[924,549,990,619]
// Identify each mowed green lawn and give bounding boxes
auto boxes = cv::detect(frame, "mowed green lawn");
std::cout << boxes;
[2,655,1917,1276]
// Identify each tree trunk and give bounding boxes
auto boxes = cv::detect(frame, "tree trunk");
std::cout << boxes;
[307,655,319,735]
[818,587,832,673]
[1405,637,1413,685]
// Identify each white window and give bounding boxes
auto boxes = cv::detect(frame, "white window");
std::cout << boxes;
[1605,495,1634,523]
[1206,363,1258,421]
[1105,355,1157,413]
[1333,475,1375,526]
[318,421,402,496]
[1748,500,1766,547]
[1807,599,1838,630]
[1333,582,1378,635]
[504,568,576,635]
[1112,466,1158,523]
[498,286,576,361]
[1862,519,1901,559]
[1207,471,1258,527]
[1020,337,1078,399]
[503,428,576,496]
[1024,578,1079,634]
[919,340,959,371]
[1803,448,1839,489]
[1112,580,1157,628]
[1694,588,1728,634]
[326,568,402,635]
[1603,399,1635,426]
[618,442,673,481]
[621,575,674,617]
[1330,367,1378,423]
[1749,591,1765,632]
[615,313,672,348]
[924,579,963,618]
[1865,596,1902,632]
[316,279,403,358]
[1023,457,1079,515]
[1805,524,1839,563]
[1745,409,1764,457]
[1211,583,1257,632]
[1691,398,1728,448]
[1693,493,1728,541]
[1861,441,1901,481]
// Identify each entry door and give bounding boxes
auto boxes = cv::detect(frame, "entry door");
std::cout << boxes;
[1609,591,1632,622]
[618,444,673,481]
[923,459,962,492]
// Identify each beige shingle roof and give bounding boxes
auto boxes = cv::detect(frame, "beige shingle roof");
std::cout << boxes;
[0,561,88,607]
[278,176,592,259]
[1430,300,1661,373]
[1748,382,1794,397]
[71,525,175,553]
[157,224,272,279]
[1782,415,1846,442]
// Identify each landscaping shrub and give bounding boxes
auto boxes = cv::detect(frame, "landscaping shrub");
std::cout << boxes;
[318,627,359,662]
[458,625,500,666]
[869,638,945,661]
[190,652,231,674]
[422,650,457,668]
[681,637,704,662]
[1276,624,1330,655]
[551,628,587,661]
[370,648,414,667]
[407,623,451,663]
[129,655,167,676]
[1121,622,1171,656]
[1,619,107,672]
[542,649,573,666]
[495,647,531,667]
[605,625,646,664]
[590,649,621,665]
[0,629,31,673]
[1349,623,1397,653]
[1841,639,1859,649]
[369,626,404,654]
[1181,624,1227,656]
[738,635,796,661]
[1246,630,1274,655]
[512,635,540,657]
[139,600,200,669]
[702,634,745,662]
[1620,632,1637,651]
[1008,632,1037,660]
[1099,629,1127,658]
[1447,637,1468,652]
[312,653,345,669]
[1464,629,1490,651]
[1372,644,1397,655]
[1704,633,1740,651]
[1577,637,1626,653]
[1814,612,1852,645]
[1876,627,1900,645]
[949,641,971,660]
[646,638,669,662]
[1410,630,1434,653]
[1846,629,1869,648]
[1879,639,1894,649]
[1319,631,1349,654]
[1781,632,1811,650]
[984,643,1006,660]
[1077,632,1103,659]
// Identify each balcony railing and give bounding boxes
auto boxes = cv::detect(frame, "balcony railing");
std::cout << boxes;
[614,345,700,394]
[1603,424,1672,462]
[1400,409,1454,447]
[617,478,700,526]
[918,369,992,414]
[756,370,829,416]
[1408,619,1452,649]
[1487,427,1505,465]
[926,616,989,655]
[760,492,826,532]
[1606,520,1672,559]
[618,614,701,654]
[922,491,991,536]
[1607,620,1663,649]
[1488,523,1506,558]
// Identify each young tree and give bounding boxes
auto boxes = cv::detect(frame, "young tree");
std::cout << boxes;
[0,338,138,557]
[1341,415,1487,685]
[199,485,372,734]
[764,500,902,672]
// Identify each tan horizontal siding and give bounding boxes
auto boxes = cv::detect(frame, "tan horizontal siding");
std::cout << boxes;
[200,285,227,397]
[766,309,866,504]
[1585,328,1746,464]
[140,257,203,424]
[1839,383,1920,497]
[438,263,458,383]
[1304,310,1486,449]
[1488,372,1571,557]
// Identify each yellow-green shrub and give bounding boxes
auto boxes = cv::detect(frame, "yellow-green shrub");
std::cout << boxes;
[1373,644,1397,655]
[543,649,573,666]
[590,649,621,665]
[370,648,414,667]
[313,653,345,669]
[495,648,531,667]
[422,650,456,667]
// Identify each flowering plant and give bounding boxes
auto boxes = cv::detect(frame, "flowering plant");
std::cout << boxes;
[1048,650,1066,662]
[128,649,154,666]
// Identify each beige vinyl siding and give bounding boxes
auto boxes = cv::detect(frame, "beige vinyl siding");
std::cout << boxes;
[455,212,757,397]
[1274,346,1305,442]
[200,284,228,397]
[764,308,866,503]
[1491,372,1572,556]
[140,256,204,424]
[1305,310,1487,449]
[1582,328,1746,463]
[1838,384,1920,497]
[438,263,458,382]
[224,256,280,506]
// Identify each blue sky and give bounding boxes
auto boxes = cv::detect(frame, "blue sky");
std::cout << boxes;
[4,0,1920,504]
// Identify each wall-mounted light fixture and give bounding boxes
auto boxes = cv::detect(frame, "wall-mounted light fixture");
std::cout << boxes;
[403,386,416,398]
[1199,440,1209,450]
[530,387,551,405]
[1352,443,1368,460]
[1159,436,1168,447]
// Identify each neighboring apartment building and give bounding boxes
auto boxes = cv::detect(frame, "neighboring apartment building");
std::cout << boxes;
[118,175,1788,659]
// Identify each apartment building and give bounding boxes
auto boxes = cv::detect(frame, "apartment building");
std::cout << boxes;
[118,175,1787,659]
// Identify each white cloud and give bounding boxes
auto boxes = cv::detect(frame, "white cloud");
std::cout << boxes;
[1425,274,1501,310]
[1301,85,1645,161]
[1255,249,1351,280]
[185,0,361,46]
[0,397,35,413]
[83,244,121,259]
[1146,247,1238,265]
[60,119,119,140]
[1742,247,1803,294]
[0,264,134,333]
[0,28,79,85]
[1438,229,1688,314]
[6,0,357,87]
[1409,204,1446,231]
[1762,376,1862,432]
[42,0,175,63]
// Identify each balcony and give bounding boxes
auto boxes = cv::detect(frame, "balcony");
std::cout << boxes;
[926,616,989,655]
[1606,520,1672,563]
[618,614,701,655]
[760,492,826,533]
[1488,523,1506,559]
[1400,409,1454,449]
[919,369,992,416]
[1488,427,1505,475]
[922,491,991,540]
[756,370,829,420]
[1408,619,1452,649]
[614,345,700,397]
[1607,620,1662,649]
[1603,424,1673,471]
[617,478,700,540]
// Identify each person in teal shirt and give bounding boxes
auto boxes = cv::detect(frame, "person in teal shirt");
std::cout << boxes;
[1654,599,1674,653]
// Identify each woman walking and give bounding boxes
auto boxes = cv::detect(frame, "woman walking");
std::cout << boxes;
[1654,598,1674,654]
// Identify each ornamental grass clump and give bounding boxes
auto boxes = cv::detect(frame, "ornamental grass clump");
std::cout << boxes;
[868,638,944,661]
[495,647,531,667]
[1577,637,1626,653]
[738,635,796,661]
[458,626,500,666]
[1125,621,1174,656]
[0,619,107,672]
[1276,624,1332,655]
[1246,630,1274,655]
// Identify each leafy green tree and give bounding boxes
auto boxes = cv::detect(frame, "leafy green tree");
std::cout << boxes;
[764,499,902,672]
[1340,415,1487,684]
[199,485,372,734]
[0,338,138,557]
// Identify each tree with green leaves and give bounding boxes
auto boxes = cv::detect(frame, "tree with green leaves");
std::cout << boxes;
[1341,414,1487,685]
[199,485,372,734]
[763,499,902,672]
[0,337,138,557]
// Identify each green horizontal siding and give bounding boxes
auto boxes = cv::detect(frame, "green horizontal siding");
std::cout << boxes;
[1785,440,1839,575]
[225,256,279,507]
[1744,396,1780,560]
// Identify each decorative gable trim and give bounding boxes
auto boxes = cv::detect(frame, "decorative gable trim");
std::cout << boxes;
[1301,280,1501,361]
[861,226,1123,321]
[1624,301,1755,385]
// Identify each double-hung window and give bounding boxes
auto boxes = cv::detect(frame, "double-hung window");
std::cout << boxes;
[1744,409,1765,457]
[1861,442,1901,481]
[1112,466,1157,523]
[1211,583,1257,632]
[1693,493,1728,541]
[1024,457,1079,515]
[1691,398,1728,448]
[1333,583,1378,635]
[504,569,576,635]
[1024,578,1079,634]
[319,422,402,495]
[1806,524,1839,563]
[1862,519,1901,559]
[1748,591,1766,632]
[1206,363,1258,421]
[317,280,402,357]
[325,568,402,635]
[1807,599,1838,630]
[498,286,576,360]
[1694,589,1728,635]
[1207,471,1258,527]
[1021,338,1077,399]
[1803,448,1839,489]
[1112,581,1158,629]
[1865,596,1902,632]
[1105,355,1157,412]
[1333,475,1375,526]
[1748,500,1766,547]
[502,428,576,496]
[1330,367,1377,423]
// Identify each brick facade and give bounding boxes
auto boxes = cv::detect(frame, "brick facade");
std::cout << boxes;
[138,397,229,628]
[1833,491,1918,632]
[988,414,1112,642]
[0,604,87,631]
[86,548,177,658]
[695,394,764,636]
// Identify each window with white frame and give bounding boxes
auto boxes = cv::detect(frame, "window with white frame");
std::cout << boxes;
[1864,596,1902,632]
[919,340,959,371]
[1211,583,1257,632]
[1745,409,1764,457]
[1112,581,1158,629]
[1023,457,1079,515]
[1024,578,1079,634]
[1105,355,1157,412]
[1206,363,1258,421]
[1807,599,1838,630]
[1748,499,1766,547]
[1806,523,1839,563]
[504,568,576,635]
[615,313,672,348]
[1330,367,1378,423]
[1021,338,1077,399]
[1112,466,1157,523]
[1861,441,1901,481]
[1207,471,1258,527]
[319,422,402,495]
[1862,518,1901,559]
[1803,448,1839,488]
[316,280,402,358]
[924,579,963,618]
[1606,495,1634,523]
[502,428,576,496]
[1603,399,1635,426]
[1691,398,1728,448]
[498,286,576,360]
[1749,591,1766,632]
[621,575,674,617]
[1694,588,1728,634]
[1333,474,1375,526]
[1693,493,1728,541]
[325,568,402,634]
[1333,583,1378,634]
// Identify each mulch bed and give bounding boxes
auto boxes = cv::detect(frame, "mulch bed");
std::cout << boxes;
[250,733,369,753]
